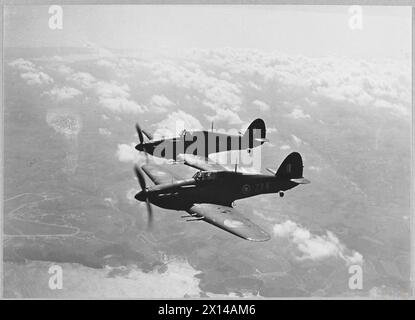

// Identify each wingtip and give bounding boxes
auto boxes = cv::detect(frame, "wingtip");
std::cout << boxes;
[246,231,271,242]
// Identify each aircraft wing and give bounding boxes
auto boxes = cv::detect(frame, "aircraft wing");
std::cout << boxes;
[141,164,182,185]
[178,154,227,172]
[187,203,271,242]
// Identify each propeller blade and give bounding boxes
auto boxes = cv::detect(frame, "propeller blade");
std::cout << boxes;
[134,165,146,191]
[142,129,153,141]
[134,165,153,230]
[146,198,153,229]
[135,123,144,144]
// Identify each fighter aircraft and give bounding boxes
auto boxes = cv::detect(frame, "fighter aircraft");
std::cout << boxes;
[135,118,268,161]
[133,152,310,241]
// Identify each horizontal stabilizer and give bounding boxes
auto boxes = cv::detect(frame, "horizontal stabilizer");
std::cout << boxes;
[185,217,205,222]
[290,178,310,184]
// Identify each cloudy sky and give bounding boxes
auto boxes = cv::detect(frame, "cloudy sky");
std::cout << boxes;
[6,5,411,59]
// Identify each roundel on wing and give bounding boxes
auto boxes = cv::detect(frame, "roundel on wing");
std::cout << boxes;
[241,184,251,194]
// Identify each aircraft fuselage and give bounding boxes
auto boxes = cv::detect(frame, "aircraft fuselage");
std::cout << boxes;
[136,130,266,160]
[135,173,298,211]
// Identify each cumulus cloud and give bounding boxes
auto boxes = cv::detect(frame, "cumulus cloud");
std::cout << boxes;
[204,106,242,125]
[273,220,363,265]
[144,59,243,125]
[66,72,146,114]
[43,86,82,101]
[287,108,311,119]
[99,97,146,114]
[116,143,141,163]
[150,94,174,107]
[9,58,36,72]
[56,64,74,75]
[68,72,96,89]
[148,94,174,113]
[96,59,117,69]
[20,71,54,85]
[93,81,146,113]
[154,110,203,139]
[185,48,411,118]
[252,99,270,111]
[9,58,54,86]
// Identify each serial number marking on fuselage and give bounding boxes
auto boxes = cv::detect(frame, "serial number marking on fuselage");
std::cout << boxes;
[242,182,271,194]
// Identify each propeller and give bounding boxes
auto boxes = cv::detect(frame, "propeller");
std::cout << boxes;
[135,123,144,144]
[134,165,153,230]
[135,123,149,163]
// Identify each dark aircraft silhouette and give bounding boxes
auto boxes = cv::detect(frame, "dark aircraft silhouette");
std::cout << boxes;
[135,118,268,161]
[134,152,310,241]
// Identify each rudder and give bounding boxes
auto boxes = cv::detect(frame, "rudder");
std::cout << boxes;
[243,118,267,148]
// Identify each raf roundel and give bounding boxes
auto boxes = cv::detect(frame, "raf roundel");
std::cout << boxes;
[241,184,251,194]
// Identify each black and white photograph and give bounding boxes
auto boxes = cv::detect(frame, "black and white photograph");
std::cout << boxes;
[1,3,413,299]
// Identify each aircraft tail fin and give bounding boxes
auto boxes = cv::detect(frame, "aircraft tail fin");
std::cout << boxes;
[275,152,309,183]
[243,118,267,148]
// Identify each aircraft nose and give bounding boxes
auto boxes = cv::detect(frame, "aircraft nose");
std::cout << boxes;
[135,144,144,151]
[135,191,146,201]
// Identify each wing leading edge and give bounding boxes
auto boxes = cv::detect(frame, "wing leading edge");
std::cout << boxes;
[187,203,271,242]
[178,154,227,172]
[141,164,182,185]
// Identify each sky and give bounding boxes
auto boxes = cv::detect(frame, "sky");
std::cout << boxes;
[5,5,412,59]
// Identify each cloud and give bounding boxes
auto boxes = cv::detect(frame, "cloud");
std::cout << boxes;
[150,94,174,107]
[96,59,117,69]
[148,94,174,113]
[10,58,54,86]
[280,145,291,150]
[20,71,54,85]
[99,128,111,136]
[309,166,322,172]
[95,81,129,99]
[154,110,203,138]
[67,74,146,114]
[43,86,82,101]
[252,99,270,111]
[9,58,36,72]
[116,143,141,163]
[93,81,147,114]
[186,48,411,117]
[145,59,243,125]
[273,220,363,265]
[287,108,310,119]
[99,97,146,114]
[291,134,302,146]
[68,72,96,89]
[248,81,261,90]
[56,64,74,75]
[204,106,242,125]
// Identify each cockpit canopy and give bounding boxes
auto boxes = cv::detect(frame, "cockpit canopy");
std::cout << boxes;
[192,170,242,182]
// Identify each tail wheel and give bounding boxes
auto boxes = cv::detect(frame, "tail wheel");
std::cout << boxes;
[279,191,284,198]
